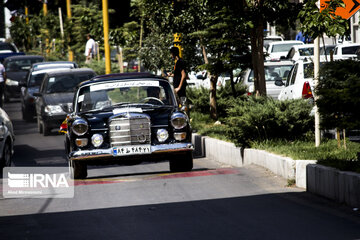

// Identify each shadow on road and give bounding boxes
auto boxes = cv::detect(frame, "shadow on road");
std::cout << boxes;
[13,144,67,166]
[0,192,359,240]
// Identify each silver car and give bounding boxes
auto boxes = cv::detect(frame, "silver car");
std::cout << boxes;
[240,60,294,99]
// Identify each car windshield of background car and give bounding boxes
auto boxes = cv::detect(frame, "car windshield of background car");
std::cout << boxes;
[6,59,42,71]
[299,48,314,56]
[77,80,174,112]
[0,43,16,52]
[271,43,303,53]
[248,65,293,82]
[342,46,360,55]
[46,74,94,93]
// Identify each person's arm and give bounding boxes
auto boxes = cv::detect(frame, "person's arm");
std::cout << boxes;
[175,69,186,93]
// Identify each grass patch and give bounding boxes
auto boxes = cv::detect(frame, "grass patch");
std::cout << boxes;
[251,139,360,173]
[190,112,231,142]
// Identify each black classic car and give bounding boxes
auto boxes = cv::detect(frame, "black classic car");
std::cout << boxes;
[20,61,78,121]
[34,68,96,136]
[64,73,193,179]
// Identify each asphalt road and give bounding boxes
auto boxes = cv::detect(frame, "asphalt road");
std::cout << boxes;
[1,100,360,240]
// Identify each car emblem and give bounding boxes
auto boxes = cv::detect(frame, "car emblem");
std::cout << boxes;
[115,125,121,131]
[137,133,146,143]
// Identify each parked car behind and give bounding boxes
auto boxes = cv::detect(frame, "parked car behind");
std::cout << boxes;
[240,60,294,99]
[0,107,14,168]
[3,55,44,101]
[34,68,96,136]
[63,73,193,179]
[20,61,78,121]
[276,59,318,101]
[266,40,304,60]
[332,43,360,60]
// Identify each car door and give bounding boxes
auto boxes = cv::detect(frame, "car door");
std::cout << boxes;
[35,75,48,120]
[278,63,298,100]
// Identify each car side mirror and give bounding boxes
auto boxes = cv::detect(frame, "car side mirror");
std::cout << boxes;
[274,79,284,86]
[33,92,42,97]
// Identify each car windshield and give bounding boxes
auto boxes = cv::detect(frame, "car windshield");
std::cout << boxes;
[271,43,303,53]
[0,43,16,52]
[298,47,314,56]
[248,64,293,82]
[5,58,43,71]
[76,80,175,112]
[29,73,46,87]
[46,73,94,93]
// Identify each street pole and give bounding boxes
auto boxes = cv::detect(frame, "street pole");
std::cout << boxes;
[58,8,64,39]
[43,0,50,55]
[314,36,321,147]
[66,0,74,61]
[102,0,111,74]
[25,7,29,24]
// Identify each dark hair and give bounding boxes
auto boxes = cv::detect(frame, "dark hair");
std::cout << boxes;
[170,46,179,57]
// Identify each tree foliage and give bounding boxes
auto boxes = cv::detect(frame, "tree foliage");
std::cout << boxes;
[298,0,348,39]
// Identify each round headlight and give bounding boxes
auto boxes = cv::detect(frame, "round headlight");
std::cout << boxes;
[170,112,188,129]
[157,129,169,143]
[72,118,88,136]
[91,134,104,147]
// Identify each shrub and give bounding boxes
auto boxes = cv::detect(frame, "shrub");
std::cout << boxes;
[316,59,360,130]
[226,97,314,147]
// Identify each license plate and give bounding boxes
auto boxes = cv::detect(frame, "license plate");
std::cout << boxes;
[112,145,151,156]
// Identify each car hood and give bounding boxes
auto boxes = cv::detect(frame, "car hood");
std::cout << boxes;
[43,92,74,105]
[6,71,27,81]
[80,106,175,130]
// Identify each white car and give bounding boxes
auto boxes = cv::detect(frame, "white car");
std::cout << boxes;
[276,59,315,100]
[240,60,294,99]
[286,44,314,61]
[264,35,284,51]
[332,43,360,60]
[266,40,304,60]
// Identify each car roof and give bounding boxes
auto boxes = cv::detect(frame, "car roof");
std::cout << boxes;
[264,60,294,66]
[32,61,77,67]
[78,72,166,88]
[4,55,44,61]
[334,43,360,48]
[269,40,304,46]
[45,68,95,77]
[31,67,75,75]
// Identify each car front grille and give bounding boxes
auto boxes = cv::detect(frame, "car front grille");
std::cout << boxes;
[109,113,151,147]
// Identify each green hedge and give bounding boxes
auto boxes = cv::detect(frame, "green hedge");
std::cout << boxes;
[226,97,314,147]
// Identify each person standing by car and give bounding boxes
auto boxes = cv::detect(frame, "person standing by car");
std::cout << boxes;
[169,46,187,99]
[0,62,6,107]
[85,34,96,63]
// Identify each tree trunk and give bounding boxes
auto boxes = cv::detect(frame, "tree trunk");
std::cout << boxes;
[210,75,218,120]
[250,15,266,96]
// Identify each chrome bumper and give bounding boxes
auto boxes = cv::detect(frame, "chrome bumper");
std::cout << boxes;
[69,142,194,160]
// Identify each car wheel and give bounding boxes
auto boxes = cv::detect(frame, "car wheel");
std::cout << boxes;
[22,107,33,122]
[69,160,87,179]
[42,122,51,136]
[169,152,193,172]
[37,117,43,134]
[1,141,12,168]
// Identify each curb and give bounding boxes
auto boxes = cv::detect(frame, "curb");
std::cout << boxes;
[192,134,359,207]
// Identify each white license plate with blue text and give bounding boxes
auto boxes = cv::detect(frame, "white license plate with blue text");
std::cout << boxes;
[112,145,151,156]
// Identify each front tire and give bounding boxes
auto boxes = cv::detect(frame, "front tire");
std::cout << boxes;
[169,152,193,172]
[42,121,51,136]
[0,141,12,168]
[69,160,87,179]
